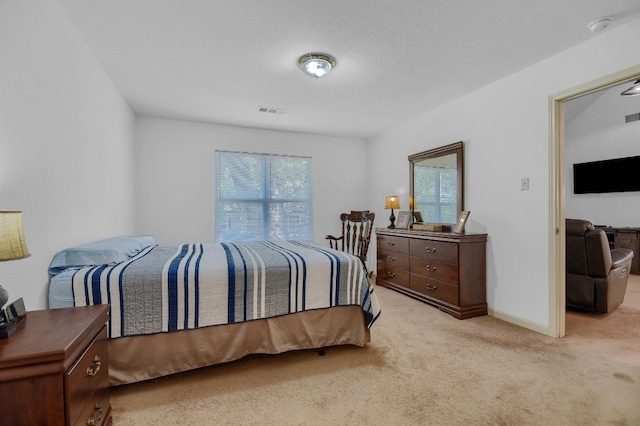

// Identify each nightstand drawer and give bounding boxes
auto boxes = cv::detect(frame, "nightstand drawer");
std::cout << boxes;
[409,256,458,284]
[410,239,458,263]
[410,275,459,305]
[66,326,109,426]
[76,386,110,426]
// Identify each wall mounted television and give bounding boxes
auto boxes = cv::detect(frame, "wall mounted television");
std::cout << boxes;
[573,155,640,194]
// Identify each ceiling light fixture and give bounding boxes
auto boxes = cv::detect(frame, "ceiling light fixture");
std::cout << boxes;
[587,17,612,33]
[621,80,640,97]
[297,53,336,79]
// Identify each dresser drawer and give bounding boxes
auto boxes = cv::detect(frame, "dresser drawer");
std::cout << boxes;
[376,263,410,288]
[410,239,458,263]
[410,274,459,305]
[66,326,109,426]
[377,235,409,254]
[409,256,458,284]
[377,248,410,270]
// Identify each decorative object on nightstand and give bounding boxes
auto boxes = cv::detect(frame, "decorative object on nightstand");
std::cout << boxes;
[0,210,30,339]
[384,195,401,228]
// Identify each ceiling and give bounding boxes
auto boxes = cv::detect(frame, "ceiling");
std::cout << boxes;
[57,0,640,139]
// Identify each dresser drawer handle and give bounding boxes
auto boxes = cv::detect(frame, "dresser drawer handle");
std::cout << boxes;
[386,271,396,278]
[87,402,103,426]
[425,265,436,272]
[425,247,436,253]
[426,284,437,291]
[86,355,101,377]
[386,241,395,246]
[387,256,395,262]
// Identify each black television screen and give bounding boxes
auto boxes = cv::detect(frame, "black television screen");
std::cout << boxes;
[573,155,640,194]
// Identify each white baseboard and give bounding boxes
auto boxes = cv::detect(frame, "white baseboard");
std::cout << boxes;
[488,307,552,337]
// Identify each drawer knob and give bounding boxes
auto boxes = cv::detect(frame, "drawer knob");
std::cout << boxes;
[425,265,436,272]
[426,284,437,291]
[387,271,396,278]
[87,402,103,426]
[386,241,395,246]
[387,256,395,262]
[86,355,101,377]
[425,247,436,253]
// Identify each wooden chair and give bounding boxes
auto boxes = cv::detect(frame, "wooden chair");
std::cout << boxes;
[326,211,375,269]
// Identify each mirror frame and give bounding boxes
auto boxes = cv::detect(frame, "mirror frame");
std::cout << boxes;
[409,141,464,226]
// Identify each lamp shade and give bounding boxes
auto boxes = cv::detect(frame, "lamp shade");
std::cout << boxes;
[384,195,400,210]
[0,211,31,261]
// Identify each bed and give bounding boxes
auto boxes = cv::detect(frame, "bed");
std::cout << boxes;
[48,236,381,385]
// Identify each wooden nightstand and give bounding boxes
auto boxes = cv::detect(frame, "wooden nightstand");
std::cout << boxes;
[0,305,112,426]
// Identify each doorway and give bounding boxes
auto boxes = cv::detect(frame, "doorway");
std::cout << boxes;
[549,64,640,337]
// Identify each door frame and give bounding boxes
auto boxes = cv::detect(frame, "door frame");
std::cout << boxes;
[549,64,640,337]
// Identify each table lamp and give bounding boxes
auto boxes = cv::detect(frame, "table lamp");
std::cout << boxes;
[384,195,401,228]
[0,210,31,338]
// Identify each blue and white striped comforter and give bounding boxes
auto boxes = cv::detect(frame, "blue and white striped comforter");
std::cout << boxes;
[72,240,380,338]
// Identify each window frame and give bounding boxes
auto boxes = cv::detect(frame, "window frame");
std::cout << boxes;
[215,150,313,242]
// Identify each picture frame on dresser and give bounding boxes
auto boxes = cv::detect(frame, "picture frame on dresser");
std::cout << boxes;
[396,211,411,229]
[454,210,470,234]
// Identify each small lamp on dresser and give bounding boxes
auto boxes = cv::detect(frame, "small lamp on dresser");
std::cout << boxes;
[384,195,401,228]
[0,210,31,338]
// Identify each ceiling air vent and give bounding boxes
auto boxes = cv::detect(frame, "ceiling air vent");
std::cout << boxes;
[258,106,288,115]
[625,112,640,123]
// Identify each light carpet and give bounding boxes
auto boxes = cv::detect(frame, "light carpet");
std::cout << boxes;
[111,276,640,425]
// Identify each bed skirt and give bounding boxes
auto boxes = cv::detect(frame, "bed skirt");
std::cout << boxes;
[108,305,369,386]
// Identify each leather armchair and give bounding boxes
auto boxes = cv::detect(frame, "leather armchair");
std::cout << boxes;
[565,218,634,313]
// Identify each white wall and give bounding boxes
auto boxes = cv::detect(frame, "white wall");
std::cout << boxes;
[565,85,640,226]
[0,1,136,310]
[366,19,640,333]
[134,117,368,248]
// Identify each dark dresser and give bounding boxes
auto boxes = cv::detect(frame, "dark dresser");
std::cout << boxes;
[376,228,487,319]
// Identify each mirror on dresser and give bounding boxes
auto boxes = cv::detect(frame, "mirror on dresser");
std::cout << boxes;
[409,141,464,228]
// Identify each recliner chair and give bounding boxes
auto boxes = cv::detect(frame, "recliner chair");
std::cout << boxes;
[565,218,634,313]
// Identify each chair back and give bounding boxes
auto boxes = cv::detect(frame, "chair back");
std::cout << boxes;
[326,211,375,265]
[565,218,611,278]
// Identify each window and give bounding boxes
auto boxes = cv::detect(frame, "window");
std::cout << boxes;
[413,165,457,224]
[215,151,313,242]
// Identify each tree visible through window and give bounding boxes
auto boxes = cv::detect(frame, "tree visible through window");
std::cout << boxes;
[215,151,313,242]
